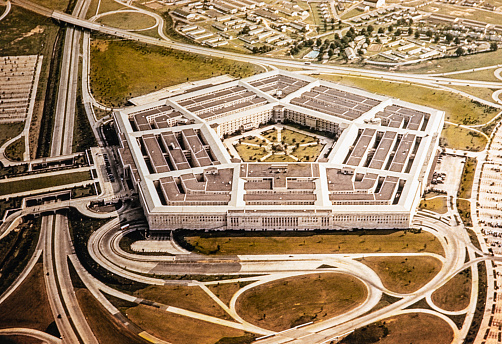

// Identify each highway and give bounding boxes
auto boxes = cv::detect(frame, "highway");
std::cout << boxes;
[10,0,502,92]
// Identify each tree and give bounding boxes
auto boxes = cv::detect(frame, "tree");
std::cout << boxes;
[334,33,340,40]
[316,38,322,46]
[491,42,498,51]
[455,47,465,56]
[414,30,420,39]
[388,25,394,32]
[328,48,334,57]
[408,27,413,35]
[367,25,374,34]
[378,27,384,34]
[454,37,460,45]
[394,28,401,36]
[426,30,433,38]
[445,33,453,43]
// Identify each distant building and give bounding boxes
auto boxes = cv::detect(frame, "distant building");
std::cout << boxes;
[363,0,385,8]
[172,8,196,20]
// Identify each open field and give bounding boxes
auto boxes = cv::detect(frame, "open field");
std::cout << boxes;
[5,137,25,161]
[431,268,471,311]
[341,313,454,344]
[97,12,157,30]
[458,157,477,199]
[319,75,499,125]
[448,85,501,104]
[90,37,262,107]
[0,171,91,196]
[401,49,502,74]
[236,273,368,331]
[126,305,253,344]
[75,288,150,344]
[0,123,24,147]
[181,229,444,256]
[441,125,486,152]
[419,196,448,214]
[0,262,53,332]
[133,285,231,319]
[29,0,70,11]
[359,256,442,294]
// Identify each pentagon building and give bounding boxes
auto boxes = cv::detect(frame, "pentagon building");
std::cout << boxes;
[114,70,444,231]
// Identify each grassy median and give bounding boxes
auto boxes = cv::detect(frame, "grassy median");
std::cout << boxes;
[359,256,442,294]
[431,268,471,312]
[0,171,91,196]
[236,273,367,331]
[341,313,454,344]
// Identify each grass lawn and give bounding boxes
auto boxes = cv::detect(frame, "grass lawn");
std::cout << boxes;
[281,129,317,145]
[97,0,126,15]
[5,137,25,161]
[0,262,53,331]
[263,154,296,162]
[457,199,472,227]
[75,288,150,344]
[431,268,471,312]
[208,282,252,306]
[183,229,444,256]
[239,136,268,145]
[359,256,442,294]
[402,49,502,74]
[235,144,268,162]
[448,85,501,104]
[236,273,367,331]
[419,196,448,214]
[341,313,454,344]
[0,171,91,196]
[0,123,24,147]
[133,285,230,320]
[261,128,277,142]
[291,144,324,162]
[318,75,499,125]
[97,12,157,30]
[90,38,261,107]
[126,305,253,344]
[458,157,477,199]
[341,8,363,20]
[29,0,69,11]
[447,68,500,82]
[441,124,487,152]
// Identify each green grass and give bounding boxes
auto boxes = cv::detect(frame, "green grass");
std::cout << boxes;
[419,196,448,214]
[90,37,262,107]
[291,144,324,162]
[0,5,59,56]
[402,49,502,74]
[4,137,25,161]
[75,288,150,344]
[263,154,296,162]
[0,171,91,196]
[458,157,477,199]
[319,75,500,125]
[97,12,157,30]
[236,273,367,331]
[340,8,363,20]
[73,95,97,153]
[447,85,500,103]
[133,285,231,319]
[97,0,126,15]
[441,125,487,152]
[457,199,472,227]
[447,68,500,82]
[29,0,70,11]
[126,305,251,344]
[181,229,444,256]
[0,123,24,147]
[281,129,317,145]
[359,256,442,294]
[465,262,487,343]
[431,268,471,312]
[341,313,454,344]
[235,145,268,162]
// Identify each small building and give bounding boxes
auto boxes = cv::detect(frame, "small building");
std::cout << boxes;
[172,8,197,20]
[363,0,385,8]
[290,21,309,31]
[345,47,357,59]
